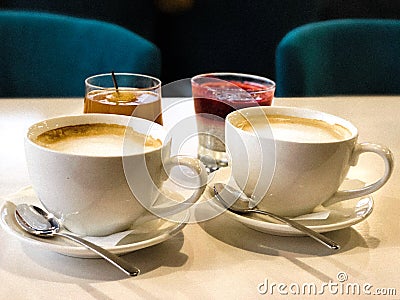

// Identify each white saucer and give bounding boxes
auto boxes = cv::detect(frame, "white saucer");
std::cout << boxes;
[206,167,374,236]
[0,188,188,258]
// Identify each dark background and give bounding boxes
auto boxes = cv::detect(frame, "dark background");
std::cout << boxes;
[2,0,400,84]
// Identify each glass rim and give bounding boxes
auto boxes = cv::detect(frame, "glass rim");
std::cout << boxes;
[85,72,162,91]
[191,72,276,92]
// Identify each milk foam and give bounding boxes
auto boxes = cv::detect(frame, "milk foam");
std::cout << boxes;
[238,115,352,143]
[34,123,162,156]
[46,134,126,156]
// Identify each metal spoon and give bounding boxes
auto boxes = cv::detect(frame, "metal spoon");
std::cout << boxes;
[213,183,340,250]
[15,204,140,276]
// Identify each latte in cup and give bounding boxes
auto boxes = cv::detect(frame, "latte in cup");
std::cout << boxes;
[226,106,393,217]
[33,123,162,156]
[231,114,352,143]
[25,114,207,236]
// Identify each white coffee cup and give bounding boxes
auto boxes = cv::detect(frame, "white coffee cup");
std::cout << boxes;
[225,106,394,217]
[25,114,207,236]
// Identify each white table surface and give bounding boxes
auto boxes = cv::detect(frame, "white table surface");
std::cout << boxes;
[0,96,399,299]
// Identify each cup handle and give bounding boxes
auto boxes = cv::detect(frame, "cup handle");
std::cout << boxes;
[323,143,394,207]
[150,155,208,217]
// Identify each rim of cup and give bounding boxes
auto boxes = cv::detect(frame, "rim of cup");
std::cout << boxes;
[26,114,166,157]
[226,106,358,143]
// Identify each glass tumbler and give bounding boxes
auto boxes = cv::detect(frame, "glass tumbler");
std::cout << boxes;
[191,72,275,172]
[84,73,163,125]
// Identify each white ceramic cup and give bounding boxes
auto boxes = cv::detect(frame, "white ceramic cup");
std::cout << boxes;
[225,106,394,217]
[25,114,207,236]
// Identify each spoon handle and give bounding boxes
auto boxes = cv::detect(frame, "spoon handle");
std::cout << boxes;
[56,232,140,276]
[250,209,340,250]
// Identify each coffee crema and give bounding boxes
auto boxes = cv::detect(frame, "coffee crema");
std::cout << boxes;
[234,114,352,142]
[34,123,162,156]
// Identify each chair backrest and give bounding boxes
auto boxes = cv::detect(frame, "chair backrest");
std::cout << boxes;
[275,19,400,97]
[0,10,161,97]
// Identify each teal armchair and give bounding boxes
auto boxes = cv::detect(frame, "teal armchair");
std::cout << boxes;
[0,10,161,97]
[275,19,400,97]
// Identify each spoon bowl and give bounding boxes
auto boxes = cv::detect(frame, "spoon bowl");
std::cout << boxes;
[15,204,140,276]
[213,183,340,250]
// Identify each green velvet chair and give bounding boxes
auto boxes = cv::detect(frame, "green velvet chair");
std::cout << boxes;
[0,10,161,97]
[275,19,400,97]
